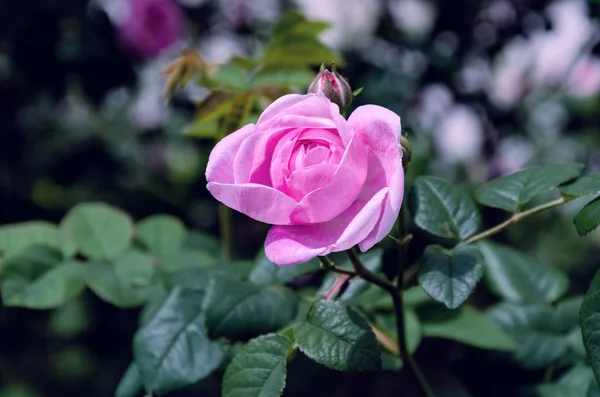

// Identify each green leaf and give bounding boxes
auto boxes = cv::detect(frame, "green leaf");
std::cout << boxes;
[381,350,403,371]
[139,285,169,327]
[248,249,319,286]
[557,364,596,393]
[294,301,381,371]
[202,276,298,340]
[133,287,224,394]
[418,245,483,309]
[478,241,569,304]
[474,163,584,212]
[590,379,600,397]
[574,196,600,236]
[404,286,433,307]
[0,221,76,259]
[115,363,142,397]
[60,202,134,260]
[157,249,217,273]
[352,87,364,96]
[580,270,600,386]
[210,64,248,91]
[409,176,481,240]
[262,41,342,69]
[488,303,573,369]
[319,249,383,300]
[559,174,600,200]
[192,91,235,124]
[272,11,331,39]
[229,56,258,70]
[136,215,187,256]
[358,285,432,313]
[85,249,156,308]
[181,120,219,139]
[1,246,85,309]
[420,304,518,350]
[183,231,221,257]
[163,266,234,291]
[250,68,315,88]
[222,334,292,397]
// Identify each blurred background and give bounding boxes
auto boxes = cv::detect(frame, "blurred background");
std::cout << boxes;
[1,0,600,396]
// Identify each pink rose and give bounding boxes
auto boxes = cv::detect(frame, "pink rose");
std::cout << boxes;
[206,94,404,265]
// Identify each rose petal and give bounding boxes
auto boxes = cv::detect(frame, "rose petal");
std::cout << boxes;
[285,163,337,201]
[257,93,336,130]
[330,102,352,145]
[302,146,331,167]
[348,105,402,143]
[233,97,341,186]
[265,188,388,265]
[205,124,256,184]
[290,131,368,224]
[270,136,297,190]
[358,168,404,251]
[233,128,296,185]
[206,182,297,225]
[346,105,404,251]
[297,128,344,148]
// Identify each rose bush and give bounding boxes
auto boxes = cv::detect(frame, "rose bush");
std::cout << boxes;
[206,93,404,265]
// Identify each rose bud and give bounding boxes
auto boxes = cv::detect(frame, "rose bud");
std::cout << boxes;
[307,64,353,113]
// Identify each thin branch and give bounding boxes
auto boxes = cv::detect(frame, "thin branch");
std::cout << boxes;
[394,203,436,397]
[346,248,396,294]
[461,197,566,245]
[325,275,352,300]
[391,291,437,397]
[370,323,398,354]
[318,256,357,277]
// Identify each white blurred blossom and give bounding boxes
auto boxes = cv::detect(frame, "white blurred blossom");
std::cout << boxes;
[489,0,598,108]
[198,33,245,64]
[293,0,381,49]
[389,0,436,40]
[480,0,516,28]
[457,57,493,94]
[128,54,178,129]
[492,136,536,175]
[530,0,596,87]
[415,84,454,132]
[434,105,484,163]
[220,0,280,25]
[489,37,532,107]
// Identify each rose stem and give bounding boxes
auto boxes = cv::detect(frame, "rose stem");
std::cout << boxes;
[460,197,566,245]
[394,203,436,397]
[218,203,234,261]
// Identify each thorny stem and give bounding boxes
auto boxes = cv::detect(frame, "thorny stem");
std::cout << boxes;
[461,197,566,245]
[318,256,357,277]
[394,204,436,397]
[346,248,396,294]
[319,256,356,300]
[345,245,436,397]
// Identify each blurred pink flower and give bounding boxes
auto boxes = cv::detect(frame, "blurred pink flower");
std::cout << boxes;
[566,57,600,98]
[118,0,183,59]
